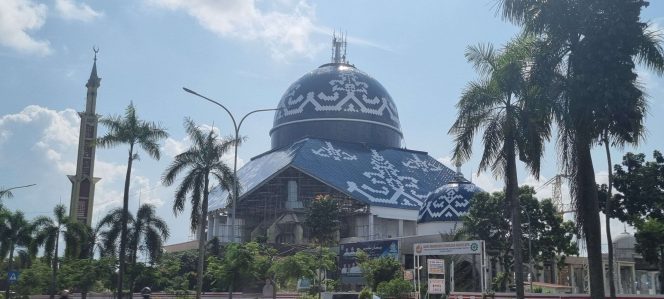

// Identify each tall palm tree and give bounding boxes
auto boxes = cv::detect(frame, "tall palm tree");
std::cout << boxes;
[498,1,664,298]
[33,204,87,299]
[162,118,236,299]
[97,102,168,298]
[449,37,551,299]
[1,210,33,299]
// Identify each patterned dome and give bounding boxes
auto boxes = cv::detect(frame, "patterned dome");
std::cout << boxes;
[418,179,482,223]
[270,63,403,149]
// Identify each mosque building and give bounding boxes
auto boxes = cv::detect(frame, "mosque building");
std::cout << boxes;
[204,35,480,248]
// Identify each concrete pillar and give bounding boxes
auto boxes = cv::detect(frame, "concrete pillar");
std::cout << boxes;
[398,219,404,237]
[207,214,215,240]
[368,214,374,240]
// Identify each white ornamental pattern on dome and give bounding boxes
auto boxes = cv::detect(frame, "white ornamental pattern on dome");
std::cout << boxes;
[420,187,472,220]
[274,71,400,125]
[311,141,358,161]
[347,150,428,207]
[402,154,444,172]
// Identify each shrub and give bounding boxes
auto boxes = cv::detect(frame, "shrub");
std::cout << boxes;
[376,278,412,299]
[359,287,373,299]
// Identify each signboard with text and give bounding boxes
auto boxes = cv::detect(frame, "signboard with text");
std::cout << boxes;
[427,259,445,275]
[340,239,399,278]
[414,240,482,256]
[428,278,445,294]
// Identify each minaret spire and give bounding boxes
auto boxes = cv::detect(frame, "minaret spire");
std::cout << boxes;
[68,48,102,226]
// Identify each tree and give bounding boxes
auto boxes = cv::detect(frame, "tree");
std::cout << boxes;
[304,194,341,297]
[463,187,577,290]
[207,243,254,299]
[97,204,170,293]
[449,37,551,298]
[498,1,664,298]
[604,151,664,224]
[1,210,33,299]
[32,204,87,299]
[58,257,115,299]
[162,118,236,299]
[463,191,512,291]
[600,150,664,293]
[271,249,336,291]
[250,242,279,299]
[355,250,402,292]
[127,204,170,292]
[97,102,168,298]
[634,218,664,294]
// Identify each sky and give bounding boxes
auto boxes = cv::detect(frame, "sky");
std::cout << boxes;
[1,0,663,247]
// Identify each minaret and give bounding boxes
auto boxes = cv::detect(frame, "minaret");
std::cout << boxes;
[68,48,102,226]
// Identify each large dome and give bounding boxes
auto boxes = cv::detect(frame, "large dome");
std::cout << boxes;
[270,63,403,149]
[418,179,482,223]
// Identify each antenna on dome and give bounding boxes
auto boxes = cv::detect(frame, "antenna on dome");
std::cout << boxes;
[331,31,347,64]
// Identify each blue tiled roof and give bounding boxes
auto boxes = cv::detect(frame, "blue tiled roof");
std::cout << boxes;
[417,181,482,223]
[208,138,470,212]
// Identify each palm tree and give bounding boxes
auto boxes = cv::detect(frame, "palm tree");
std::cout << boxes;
[33,204,87,299]
[127,204,169,292]
[97,102,168,298]
[97,207,125,258]
[162,118,236,299]
[498,1,664,298]
[449,37,551,299]
[1,210,33,299]
[97,205,169,294]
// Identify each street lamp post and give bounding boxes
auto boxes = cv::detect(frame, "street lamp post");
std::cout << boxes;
[524,209,534,292]
[183,87,278,243]
[0,184,36,199]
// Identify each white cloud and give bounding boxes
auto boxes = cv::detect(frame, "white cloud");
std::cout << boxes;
[0,105,150,221]
[469,171,502,192]
[0,0,50,56]
[54,0,102,22]
[163,137,187,158]
[146,0,322,61]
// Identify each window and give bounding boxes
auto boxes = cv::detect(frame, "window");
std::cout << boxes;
[276,233,295,244]
[82,159,91,175]
[85,124,95,138]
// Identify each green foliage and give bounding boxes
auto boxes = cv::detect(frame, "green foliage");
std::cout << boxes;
[58,257,115,293]
[463,186,577,291]
[359,288,373,299]
[206,243,254,293]
[601,151,664,225]
[272,248,336,286]
[15,260,50,295]
[376,278,412,299]
[356,250,402,291]
[305,194,340,246]
[634,218,664,266]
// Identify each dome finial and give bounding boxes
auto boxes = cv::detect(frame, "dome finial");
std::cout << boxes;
[331,31,347,64]
[455,161,464,178]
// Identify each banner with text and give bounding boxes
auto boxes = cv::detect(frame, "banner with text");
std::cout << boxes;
[414,240,482,256]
